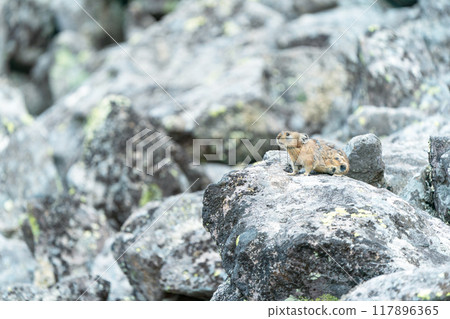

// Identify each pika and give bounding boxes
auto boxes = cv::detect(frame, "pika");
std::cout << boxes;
[276,131,349,176]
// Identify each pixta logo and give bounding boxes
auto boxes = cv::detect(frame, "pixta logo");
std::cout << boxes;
[126,129,173,176]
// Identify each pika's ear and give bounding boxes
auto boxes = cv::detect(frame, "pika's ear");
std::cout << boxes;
[297,134,309,147]
[302,134,309,143]
[297,134,309,146]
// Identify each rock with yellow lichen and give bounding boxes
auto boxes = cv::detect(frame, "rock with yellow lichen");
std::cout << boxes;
[347,106,424,138]
[113,191,226,300]
[21,193,112,286]
[77,95,210,230]
[342,264,450,301]
[204,150,450,301]
[350,13,445,110]
[0,124,60,235]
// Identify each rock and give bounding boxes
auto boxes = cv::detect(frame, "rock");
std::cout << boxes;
[0,0,5,73]
[276,5,409,50]
[113,191,226,300]
[141,0,287,160]
[1,275,110,301]
[265,47,350,135]
[342,265,450,301]
[91,238,134,301]
[80,95,209,229]
[355,24,434,108]
[0,125,61,235]
[423,1,450,80]
[351,6,448,110]
[46,31,95,100]
[175,55,285,162]
[382,116,450,195]
[128,0,180,19]
[211,281,245,301]
[419,0,450,18]
[7,70,52,116]
[0,0,56,71]
[383,142,428,194]
[49,0,125,49]
[125,2,156,40]
[345,134,386,187]
[399,165,434,214]
[260,0,337,20]
[385,0,418,7]
[292,0,338,15]
[429,136,450,223]
[348,106,424,137]
[22,194,112,286]
[0,79,32,153]
[37,87,107,176]
[0,234,37,286]
[413,80,450,115]
[202,150,450,300]
[385,115,450,148]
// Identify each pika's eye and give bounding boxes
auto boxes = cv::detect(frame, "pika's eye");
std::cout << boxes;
[286,132,290,137]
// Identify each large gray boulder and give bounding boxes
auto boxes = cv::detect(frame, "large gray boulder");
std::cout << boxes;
[203,150,450,301]
[76,95,209,229]
[343,265,450,301]
[113,191,226,300]
[349,1,449,113]
[355,24,434,108]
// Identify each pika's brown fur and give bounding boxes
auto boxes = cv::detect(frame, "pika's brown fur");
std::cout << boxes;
[276,131,349,176]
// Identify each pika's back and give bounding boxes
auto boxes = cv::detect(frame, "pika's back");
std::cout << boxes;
[307,138,349,175]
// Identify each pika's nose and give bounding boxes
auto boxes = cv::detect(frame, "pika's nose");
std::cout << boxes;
[276,132,282,139]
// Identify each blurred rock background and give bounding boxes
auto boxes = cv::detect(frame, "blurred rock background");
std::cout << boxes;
[0,0,448,300]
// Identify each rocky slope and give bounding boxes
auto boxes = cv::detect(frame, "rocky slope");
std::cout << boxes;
[0,0,448,301]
